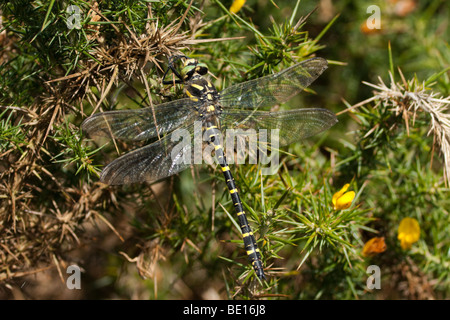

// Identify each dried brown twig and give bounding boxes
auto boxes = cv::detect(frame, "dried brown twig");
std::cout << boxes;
[349,71,450,185]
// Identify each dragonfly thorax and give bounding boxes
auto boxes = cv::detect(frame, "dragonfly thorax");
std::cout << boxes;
[184,73,222,117]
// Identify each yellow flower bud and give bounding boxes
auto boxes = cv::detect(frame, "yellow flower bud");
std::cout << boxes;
[362,237,387,257]
[332,184,356,210]
[230,0,246,13]
[397,217,420,249]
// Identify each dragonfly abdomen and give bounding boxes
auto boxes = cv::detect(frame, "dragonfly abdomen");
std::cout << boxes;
[204,123,266,279]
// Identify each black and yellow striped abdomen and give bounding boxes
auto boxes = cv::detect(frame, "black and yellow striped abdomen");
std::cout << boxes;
[204,122,265,279]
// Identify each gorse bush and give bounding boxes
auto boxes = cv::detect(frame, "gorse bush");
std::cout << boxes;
[0,0,448,300]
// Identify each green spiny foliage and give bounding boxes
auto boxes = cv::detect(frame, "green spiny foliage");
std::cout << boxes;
[0,0,449,300]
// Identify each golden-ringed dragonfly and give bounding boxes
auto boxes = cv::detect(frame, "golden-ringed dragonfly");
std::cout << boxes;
[82,55,338,280]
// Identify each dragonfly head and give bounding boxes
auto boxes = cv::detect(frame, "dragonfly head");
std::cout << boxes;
[181,58,208,81]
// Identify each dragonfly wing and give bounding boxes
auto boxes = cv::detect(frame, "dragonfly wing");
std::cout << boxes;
[82,98,199,141]
[219,57,328,109]
[218,108,337,147]
[100,123,198,185]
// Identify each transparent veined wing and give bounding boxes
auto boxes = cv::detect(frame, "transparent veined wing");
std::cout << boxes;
[99,123,199,185]
[218,108,337,147]
[219,57,328,110]
[82,98,200,141]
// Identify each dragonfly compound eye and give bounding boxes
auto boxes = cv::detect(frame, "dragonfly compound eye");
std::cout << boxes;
[182,59,209,80]
[195,65,208,75]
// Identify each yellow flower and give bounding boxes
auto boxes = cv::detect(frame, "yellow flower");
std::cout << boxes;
[362,237,387,257]
[230,0,246,13]
[332,184,355,210]
[397,217,420,249]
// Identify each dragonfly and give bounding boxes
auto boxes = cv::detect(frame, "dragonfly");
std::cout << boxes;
[81,55,338,280]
